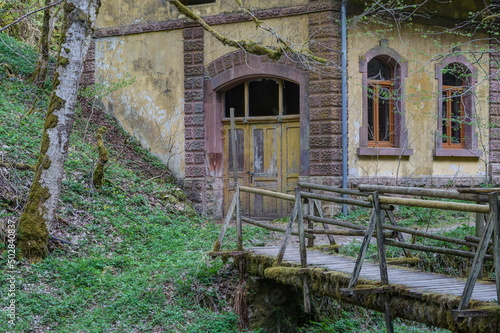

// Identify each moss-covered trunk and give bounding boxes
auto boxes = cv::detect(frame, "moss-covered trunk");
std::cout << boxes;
[93,126,108,189]
[17,0,101,263]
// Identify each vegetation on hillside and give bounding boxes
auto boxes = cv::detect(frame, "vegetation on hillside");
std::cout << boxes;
[0,33,451,333]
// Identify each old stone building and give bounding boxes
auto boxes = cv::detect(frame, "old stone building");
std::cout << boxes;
[86,0,499,218]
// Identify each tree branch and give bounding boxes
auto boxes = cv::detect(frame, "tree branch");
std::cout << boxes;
[0,161,35,171]
[0,0,64,33]
[168,0,328,64]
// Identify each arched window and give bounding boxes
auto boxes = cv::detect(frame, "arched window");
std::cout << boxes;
[357,40,412,156]
[367,57,395,146]
[441,63,469,148]
[434,55,481,157]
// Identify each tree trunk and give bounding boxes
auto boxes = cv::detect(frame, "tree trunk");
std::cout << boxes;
[30,0,53,87]
[17,0,100,263]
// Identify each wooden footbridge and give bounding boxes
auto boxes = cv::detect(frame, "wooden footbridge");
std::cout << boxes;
[211,183,500,333]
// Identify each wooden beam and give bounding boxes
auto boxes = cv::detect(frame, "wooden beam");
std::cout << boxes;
[459,194,496,310]
[301,191,372,207]
[241,216,313,239]
[213,189,239,251]
[375,192,389,285]
[313,199,337,247]
[385,210,413,258]
[359,184,489,202]
[370,195,490,214]
[305,229,393,238]
[299,182,372,197]
[348,208,378,289]
[297,188,307,268]
[383,239,491,260]
[275,202,299,266]
[239,185,295,201]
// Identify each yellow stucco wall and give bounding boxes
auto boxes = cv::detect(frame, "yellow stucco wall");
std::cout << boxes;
[204,15,310,66]
[95,30,186,177]
[348,22,490,181]
[95,4,310,178]
[97,0,309,29]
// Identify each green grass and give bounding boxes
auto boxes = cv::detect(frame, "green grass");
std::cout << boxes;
[0,33,455,333]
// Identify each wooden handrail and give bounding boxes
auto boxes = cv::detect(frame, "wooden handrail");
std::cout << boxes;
[358,184,490,202]
[239,186,295,201]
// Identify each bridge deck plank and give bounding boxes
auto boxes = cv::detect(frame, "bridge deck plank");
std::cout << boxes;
[248,246,498,302]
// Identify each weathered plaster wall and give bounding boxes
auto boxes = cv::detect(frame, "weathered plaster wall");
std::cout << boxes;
[94,0,336,216]
[96,0,309,29]
[95,31,186,177]
[347,22,490,185]
[204,16,310,66]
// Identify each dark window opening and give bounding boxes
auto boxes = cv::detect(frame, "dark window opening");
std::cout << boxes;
[224,78,300,118]
[225,83,245,117]
[249,79,279,117]
[283,81,300,115]
[368,57,393,81]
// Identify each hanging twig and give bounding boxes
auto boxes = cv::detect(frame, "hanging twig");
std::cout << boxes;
[0,0,64,33]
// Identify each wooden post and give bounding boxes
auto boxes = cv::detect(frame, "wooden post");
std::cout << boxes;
[297,187,307,267]
[384,297,394,333]
[236,186,243,251]
[374,192,389,285]
[213,188,239,251]
[374,192,392,331]
[459,193,497,310]
[229,108,238,186]
[302,275,311,313]
[491,193,500,305]
[348,194,378,289]
[275,199,299,266]
[307,193,314,248]
[229,108,243,251]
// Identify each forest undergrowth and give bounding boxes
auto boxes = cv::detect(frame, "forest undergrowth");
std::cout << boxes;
[0,33,452,332]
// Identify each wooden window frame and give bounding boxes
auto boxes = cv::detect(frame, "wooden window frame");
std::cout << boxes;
[433,56,481,158]
[223,78,299,120]
[367,80,395,147]
[441,86,465,149]
[357,41,413,157]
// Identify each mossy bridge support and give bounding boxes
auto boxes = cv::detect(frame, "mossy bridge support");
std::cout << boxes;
[211,184,500,332]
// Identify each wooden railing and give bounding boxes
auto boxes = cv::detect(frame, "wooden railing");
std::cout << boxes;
[213,183,500,313]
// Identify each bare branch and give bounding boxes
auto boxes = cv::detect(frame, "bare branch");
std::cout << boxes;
[168,0,328,64]
[0,0,64,33]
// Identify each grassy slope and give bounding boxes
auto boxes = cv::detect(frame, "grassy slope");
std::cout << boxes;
[0,33,249,332]
[0,34,450,332]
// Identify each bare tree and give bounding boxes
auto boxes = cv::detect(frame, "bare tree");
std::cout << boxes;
[17,0,101,262]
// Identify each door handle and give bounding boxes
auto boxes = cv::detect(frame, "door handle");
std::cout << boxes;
[247,171,255,176]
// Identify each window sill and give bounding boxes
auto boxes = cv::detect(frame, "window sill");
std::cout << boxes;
[433,149,482,158]
[357,147,413,157]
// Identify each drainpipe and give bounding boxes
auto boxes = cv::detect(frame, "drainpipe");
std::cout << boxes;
[341,0,349,216]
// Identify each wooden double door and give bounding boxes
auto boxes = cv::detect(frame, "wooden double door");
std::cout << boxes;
[224,118,300,219]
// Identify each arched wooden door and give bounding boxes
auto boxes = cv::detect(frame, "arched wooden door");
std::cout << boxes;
[222,78,301,219]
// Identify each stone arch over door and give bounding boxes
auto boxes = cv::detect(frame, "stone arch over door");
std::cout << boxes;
[204,51,309,218]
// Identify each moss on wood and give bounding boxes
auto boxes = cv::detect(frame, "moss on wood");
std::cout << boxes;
[17,172,50,262]
[93,126,108,189]
[227,252,500,332]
